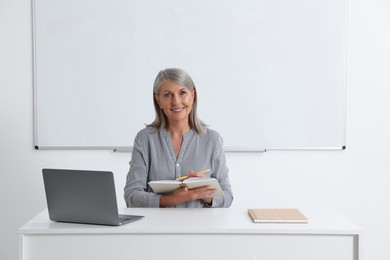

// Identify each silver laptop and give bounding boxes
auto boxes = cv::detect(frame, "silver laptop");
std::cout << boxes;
[42,168,144,226]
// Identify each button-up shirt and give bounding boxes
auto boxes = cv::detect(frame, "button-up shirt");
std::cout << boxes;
[124,127,233,208]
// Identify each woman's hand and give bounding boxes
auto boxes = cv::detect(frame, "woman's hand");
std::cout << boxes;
[159,169,214,207]
[160,185,216,207]
[186,169,213,206]
[187,170,206,178]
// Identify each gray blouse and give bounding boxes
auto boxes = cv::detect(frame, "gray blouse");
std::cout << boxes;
[124,127,233,208]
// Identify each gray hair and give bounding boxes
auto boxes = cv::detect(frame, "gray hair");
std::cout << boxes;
[147,68,206,134]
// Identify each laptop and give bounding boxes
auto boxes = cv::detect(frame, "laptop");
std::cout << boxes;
[42,168,144,226]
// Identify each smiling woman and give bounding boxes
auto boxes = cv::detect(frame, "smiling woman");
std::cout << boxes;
[149,68,205,134]
[124,68,234,209]
[155,81,195,136]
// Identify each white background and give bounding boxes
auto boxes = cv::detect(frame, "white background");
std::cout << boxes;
[1,0,390,259]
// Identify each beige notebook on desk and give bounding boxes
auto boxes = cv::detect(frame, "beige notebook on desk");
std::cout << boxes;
[248,208,308,223]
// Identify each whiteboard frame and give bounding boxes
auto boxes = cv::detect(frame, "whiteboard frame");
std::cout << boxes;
[32,0,347,152]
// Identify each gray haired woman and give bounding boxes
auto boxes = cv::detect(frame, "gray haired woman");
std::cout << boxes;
[124,68,233,208]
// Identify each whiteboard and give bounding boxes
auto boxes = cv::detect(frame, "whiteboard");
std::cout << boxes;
[33,0,347,151]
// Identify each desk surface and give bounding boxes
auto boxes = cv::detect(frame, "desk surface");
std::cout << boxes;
[20,208,361,235]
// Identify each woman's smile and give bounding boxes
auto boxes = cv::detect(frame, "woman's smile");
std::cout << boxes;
[170,106,185,112]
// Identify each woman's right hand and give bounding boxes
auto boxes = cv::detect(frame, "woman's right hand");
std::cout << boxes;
[187,170,206,178]
[160,185,216,207]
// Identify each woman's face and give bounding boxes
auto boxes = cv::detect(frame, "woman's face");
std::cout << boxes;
[155,80,195,125]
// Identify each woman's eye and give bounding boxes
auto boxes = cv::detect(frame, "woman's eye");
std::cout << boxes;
[164,93,172,97]
[180,91,187,96]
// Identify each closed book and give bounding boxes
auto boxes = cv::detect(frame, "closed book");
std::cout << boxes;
[248,208,308,223]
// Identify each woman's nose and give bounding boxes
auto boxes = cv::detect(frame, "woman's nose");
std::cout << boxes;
[172,94,181,105]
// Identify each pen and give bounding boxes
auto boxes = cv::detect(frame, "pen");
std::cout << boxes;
[176,176,189,181]
[175,169,210,181]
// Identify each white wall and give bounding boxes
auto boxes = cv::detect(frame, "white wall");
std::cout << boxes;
[1,0,390,259]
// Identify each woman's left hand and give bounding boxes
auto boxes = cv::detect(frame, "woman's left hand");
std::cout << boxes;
[186,170,213,205]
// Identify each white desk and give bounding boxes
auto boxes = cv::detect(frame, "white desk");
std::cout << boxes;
[19,208,361,260]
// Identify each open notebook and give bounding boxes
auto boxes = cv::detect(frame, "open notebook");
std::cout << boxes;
[148,177,223,196]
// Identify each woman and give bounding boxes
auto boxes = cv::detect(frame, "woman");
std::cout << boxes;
[124,68,233,208]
